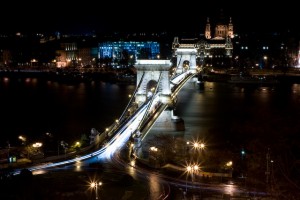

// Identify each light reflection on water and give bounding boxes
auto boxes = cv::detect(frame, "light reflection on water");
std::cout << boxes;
[1,76,297,147]
[0,77,136,146]
[32,169,47,175]
[148,173,162,200]
[2,77,299,197]
[223,183,237,196]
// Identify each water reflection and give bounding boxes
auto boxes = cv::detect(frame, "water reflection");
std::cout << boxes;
[0,77,135,146]
[223,183,237,196]
[148,173,162,200]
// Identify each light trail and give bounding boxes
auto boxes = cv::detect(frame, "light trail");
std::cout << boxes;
[13,71,194,175]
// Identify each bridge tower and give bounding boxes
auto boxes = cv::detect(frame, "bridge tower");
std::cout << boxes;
[134,59,184,131]
[172,37,198,74]
[133,59,186,160]
[135,59,172,105]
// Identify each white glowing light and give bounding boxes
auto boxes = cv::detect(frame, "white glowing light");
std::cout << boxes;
[136,60,171,65]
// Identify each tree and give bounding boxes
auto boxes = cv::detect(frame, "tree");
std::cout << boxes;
[145,134,179,165]
[80,134,89,147]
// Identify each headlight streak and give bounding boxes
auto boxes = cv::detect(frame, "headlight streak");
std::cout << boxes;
[13,98,150,175]
[14,71,258,197]
[13,71,193,176]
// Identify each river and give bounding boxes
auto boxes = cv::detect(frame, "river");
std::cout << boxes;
[1,76,299,149]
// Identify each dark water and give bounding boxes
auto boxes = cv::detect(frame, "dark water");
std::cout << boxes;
[1,76,300,151]
[0,77,136,147]
[175,81,300,150]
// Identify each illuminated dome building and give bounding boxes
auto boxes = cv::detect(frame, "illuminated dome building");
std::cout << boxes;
[198,14,234,69]
[172,12,234,71]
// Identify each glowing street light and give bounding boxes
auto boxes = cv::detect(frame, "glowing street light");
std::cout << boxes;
[75,141,81,149]
[192,141,205,151]
[199,143,205,150]
[226,161,233,167]
[185,163,200,194]
[32,142,43,157]
[149,146,158,152]
[32,142,42,148]
[18,135,27,145]
[90,181,102,199]
[185,141,190,155]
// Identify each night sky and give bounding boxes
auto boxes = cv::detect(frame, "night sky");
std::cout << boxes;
[1,1,299,34]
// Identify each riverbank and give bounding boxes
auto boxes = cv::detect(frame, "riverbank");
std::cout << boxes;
[0,69,136,84]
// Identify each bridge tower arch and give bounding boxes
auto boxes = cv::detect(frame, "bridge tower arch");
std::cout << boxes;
[134,59,184,132]
[172,37,198,74]
[135,59,172,106]
[133,59,186,159]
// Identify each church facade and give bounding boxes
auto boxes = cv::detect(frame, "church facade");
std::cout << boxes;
[172,14,234,70]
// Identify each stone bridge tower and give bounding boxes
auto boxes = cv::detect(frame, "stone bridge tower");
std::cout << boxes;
[134,59,184,131]
[172,37,198,74]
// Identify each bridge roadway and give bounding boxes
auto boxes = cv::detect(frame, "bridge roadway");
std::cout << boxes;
[13,71,195,174]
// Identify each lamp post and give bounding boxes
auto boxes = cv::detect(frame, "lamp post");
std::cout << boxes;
[263,55,268,68]
[91,181,102,199]
[32,142,43,158]
[226,161,233,177]
[186,141,190,156]
[32,142,42,148]
[105,128,109,138]
[241,148,246,178]
[18,135,27,145]
[149,146,158,167]
[192,141,205,151]
[185,163,199,194]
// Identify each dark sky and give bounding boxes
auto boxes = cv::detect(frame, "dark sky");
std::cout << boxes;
[1,1,299,34]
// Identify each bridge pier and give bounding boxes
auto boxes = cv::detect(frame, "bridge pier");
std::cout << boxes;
[152,109,185,131]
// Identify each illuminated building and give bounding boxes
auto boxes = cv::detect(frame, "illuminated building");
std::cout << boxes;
[198,15,234,68]
[172,14,234,69]
[98,41,160,62]
[56,43,78,67]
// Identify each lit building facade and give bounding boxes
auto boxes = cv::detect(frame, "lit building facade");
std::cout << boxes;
[172,15,234,70]
[198,16,234,68]
[56,43,78,67]
[55,41,97,68]
[98,41,160,62]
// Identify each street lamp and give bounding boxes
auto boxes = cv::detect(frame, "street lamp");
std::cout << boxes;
[149,146,159,167]
[90,181,102,199]
[74,141,81,150]
[32,142,42,148]
[192,141,205,151]
[186,141,190,154]
[226,161,233,176]
[32,142,43,157]
[226,161,233,167]
[105,128,109,137]
[185,163,200,194]
[263,56,268,68]
[196,142,205,149]
[18,135,27,145]
[199,143,205,150]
